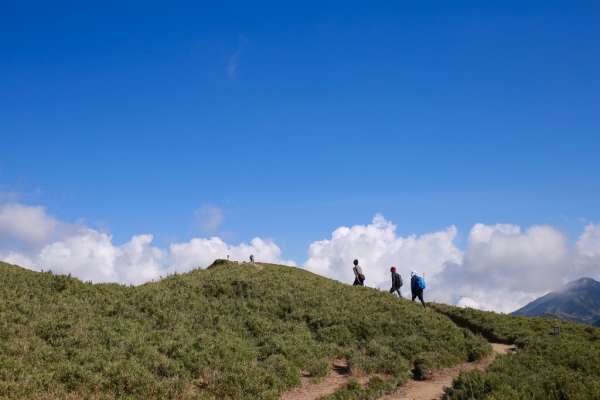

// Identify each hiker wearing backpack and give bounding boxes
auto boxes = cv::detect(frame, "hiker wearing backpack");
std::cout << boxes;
[352,259,365,286]
[389,267,403,297]
[249,254,254,263]
[410,270,426,308]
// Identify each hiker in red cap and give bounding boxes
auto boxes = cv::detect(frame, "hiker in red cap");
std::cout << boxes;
[389,266,403,297]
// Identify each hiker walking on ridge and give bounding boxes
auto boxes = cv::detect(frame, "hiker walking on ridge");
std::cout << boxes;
[410,270,426,308]
[249,254,254,263]
[352,259,365,286]
[389,267,403,297]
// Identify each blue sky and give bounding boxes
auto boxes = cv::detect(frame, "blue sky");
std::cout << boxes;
[1,0,599,271]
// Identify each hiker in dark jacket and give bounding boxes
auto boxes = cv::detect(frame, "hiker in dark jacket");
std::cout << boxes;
[352,259,364,286]
[410,270,426,308]
[389,266,403,297]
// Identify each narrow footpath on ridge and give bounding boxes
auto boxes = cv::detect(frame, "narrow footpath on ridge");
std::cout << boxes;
[280,309,516,400]
[377,342,514,400]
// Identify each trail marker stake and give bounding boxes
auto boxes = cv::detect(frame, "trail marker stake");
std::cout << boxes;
[553,326,560,337]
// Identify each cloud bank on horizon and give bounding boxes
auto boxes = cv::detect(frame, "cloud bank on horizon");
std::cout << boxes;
[303,215,600,313]
[0,203,295,285]
[1,203,599,313]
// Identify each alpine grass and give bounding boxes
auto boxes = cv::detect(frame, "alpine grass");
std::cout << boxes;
[431,303,600,399]
[0,260,485,399]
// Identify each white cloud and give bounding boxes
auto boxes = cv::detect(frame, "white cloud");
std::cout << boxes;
[227,51,240,79]
[303,214,461,292]
[436,224,583,312]
[0,203,294,285]
[576,223,600,258]
[194,205,225,232]
[0,203,58,249]
[573,222,600,278]
[227,35,248,80]
[169,236,295,273]
[467,223,521,245]
[2,203,600,313]
[305,215,600,313]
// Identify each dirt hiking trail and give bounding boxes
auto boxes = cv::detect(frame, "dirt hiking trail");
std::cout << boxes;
[230,260,264,270]
[280,343,515,400]
[378,343,515,400]
[279,359,381,400]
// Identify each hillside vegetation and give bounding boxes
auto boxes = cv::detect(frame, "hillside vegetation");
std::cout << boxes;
[0,260,488,399]
[431,303,600,399]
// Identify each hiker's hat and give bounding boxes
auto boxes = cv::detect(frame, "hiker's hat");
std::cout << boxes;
[390,266,396,272]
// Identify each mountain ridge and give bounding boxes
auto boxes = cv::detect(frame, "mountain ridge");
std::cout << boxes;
[511,277,600,325]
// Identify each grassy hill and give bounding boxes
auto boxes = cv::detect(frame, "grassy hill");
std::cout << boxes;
[432,303,600,399]
[511,277,600,325]
[4,259,600,399]
[0,260,489,399]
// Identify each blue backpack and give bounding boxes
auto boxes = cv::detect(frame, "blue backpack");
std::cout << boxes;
[417,276,426,289]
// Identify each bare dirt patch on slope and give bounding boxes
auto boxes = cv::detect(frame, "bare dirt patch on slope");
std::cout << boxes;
[279,359,385,400]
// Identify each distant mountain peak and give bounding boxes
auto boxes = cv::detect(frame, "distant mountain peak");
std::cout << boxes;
[564,277,599,288]
[512,277,600,325]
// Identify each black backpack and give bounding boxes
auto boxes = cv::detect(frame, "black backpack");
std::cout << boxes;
[393,272,403,288]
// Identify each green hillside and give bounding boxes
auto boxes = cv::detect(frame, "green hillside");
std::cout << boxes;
[432,303,600,399]
[0,260,489,399]
[511,277,600,325]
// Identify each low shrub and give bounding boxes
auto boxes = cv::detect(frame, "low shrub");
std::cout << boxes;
[320,376,399,400]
